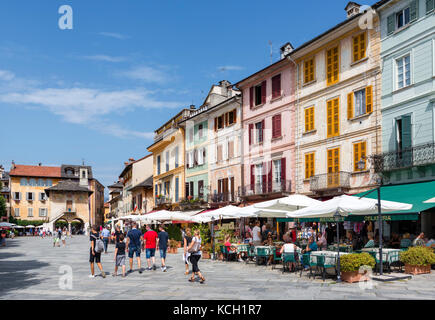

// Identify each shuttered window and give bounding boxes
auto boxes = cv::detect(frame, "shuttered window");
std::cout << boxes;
[348,85,373,119]
[427,0,434,13]
[304,106,315,132]
[305,153,315,179]
[352,33,366,63]
[271,74,281,99]
[327,148,340,188]
[327,97,339,138]
[304,58,315,83]
[353,141,367,171]
[272,114,282,138]
[326,46,339,86]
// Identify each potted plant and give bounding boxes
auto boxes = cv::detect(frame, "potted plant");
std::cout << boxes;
[202,243,212,259]
[400,246,435,275]
[168,239,179,254]
[340,253,376,283]
[216,243,225,260]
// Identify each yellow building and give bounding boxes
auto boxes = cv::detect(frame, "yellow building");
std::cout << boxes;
[147,108,192,210]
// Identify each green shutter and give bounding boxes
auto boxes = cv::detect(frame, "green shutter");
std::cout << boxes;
[410,0,418,21]
[401,115,412,150]
[387,14,395,35]
[427,0,434,13]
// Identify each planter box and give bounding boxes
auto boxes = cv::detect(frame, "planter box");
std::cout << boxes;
[341,270,370,283]
[404,264,431,275]
[177,242,182,248]
[168,247,178,254]
[202,252,211,259]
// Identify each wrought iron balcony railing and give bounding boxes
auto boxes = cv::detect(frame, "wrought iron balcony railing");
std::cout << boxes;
[239,179,291,197]
[155,196,172,206]
[310,172,351,192]
[373,143,435,173]
[208,192,239,204]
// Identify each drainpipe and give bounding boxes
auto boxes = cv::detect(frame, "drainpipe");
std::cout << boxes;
[286,55,300,194]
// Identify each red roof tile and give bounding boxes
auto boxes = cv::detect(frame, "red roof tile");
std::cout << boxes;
[10,165,61,178]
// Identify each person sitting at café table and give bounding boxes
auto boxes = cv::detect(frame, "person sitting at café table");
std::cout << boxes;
[316,231,327,251]
[413,232,426,247]
[224,234,242,261]
[280,239,300,272]
[301,236,317,269]
[400,233,412,248]
[389,232,401,249]
[346,230,358,251]
[364,232,375,248]
[425,235,435,248]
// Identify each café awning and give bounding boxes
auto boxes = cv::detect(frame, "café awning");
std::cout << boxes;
[355,181,435,214]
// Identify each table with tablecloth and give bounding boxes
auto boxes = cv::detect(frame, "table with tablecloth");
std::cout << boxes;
[310,251,350,269]
[361,248,401,264]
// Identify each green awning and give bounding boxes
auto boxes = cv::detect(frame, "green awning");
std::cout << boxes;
[355,181,435,214]
[277,213,418,223]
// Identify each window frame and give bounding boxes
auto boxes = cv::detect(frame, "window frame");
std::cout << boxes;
[396,54,412,90]
[326,45,340,86]
[353,141,367,172]
[352,32,367,63]
[304,106,315,132]
[303,57,315,84]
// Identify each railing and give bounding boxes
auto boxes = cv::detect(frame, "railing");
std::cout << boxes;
[179,196,208,210]
[310,172,351,192]
[208,192,239,204]
[239,179,291,197]
[373,143,435,173]
[155,196,172,206]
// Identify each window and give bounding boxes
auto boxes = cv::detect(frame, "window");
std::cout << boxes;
[427,0,434,13]
[198,124,203,139]
[28,207,33,217]
[14,208,20,217]
[327,148,340,187]
[27,192,34,201]
[13,192,21,201]
[157,155,161,175]
[37,179,45,187]
[273,160,282,184]
[352,33,366,62]
[326,46,339,86]
[20,178,28,186]
[175,177,179,202]
[304,58,315,83]
[164,181,170,196]
[255,121,264,143]
[82,170,86,178]
[228,140,234,159]
[39,192,47,201]
[271,74,281,99]
[397,55,411,89]
[188,128,194,143]
[327,97,340,138]
[353,141,367,171]
[39,208,47,217]
[217,145,223,162]
[250,81,266,108]
[228,109,236,125]
[29,179,36,186]
[198,180,204,199]
[387,1,418,35]
[304,107,315,132]
[397,7,410,29]
[166,151,169,172]
[272,114,282,138]
[396,115,412,153]
[66,200,73,212]
[305,153,315,179]
[47,179,52,187]
[255,164,263,189]
[175,146,179,168]
[348,86,373,118]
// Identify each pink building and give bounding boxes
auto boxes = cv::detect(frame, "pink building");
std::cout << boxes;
[235,44,296,204]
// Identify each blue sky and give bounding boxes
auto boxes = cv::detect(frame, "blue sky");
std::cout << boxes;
[0,0,376,197]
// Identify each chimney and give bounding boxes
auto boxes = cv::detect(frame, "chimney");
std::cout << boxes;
[280,43,294,59]
[124,162,129,166]
[218,80,232,97]
[38,163,42,166]
[345,2,361,18]
[190,104,196,110]
[128,158,135,162]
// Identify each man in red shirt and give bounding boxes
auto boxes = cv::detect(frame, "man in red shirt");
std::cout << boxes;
[143,224,158,271]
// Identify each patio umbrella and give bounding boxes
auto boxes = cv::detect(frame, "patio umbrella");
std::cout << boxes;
[254,194,322,211]
[26,225,35,228]
[0,222,15,227]
[13,225,24,229]
[195,205,257,222]
[424,197,435,203]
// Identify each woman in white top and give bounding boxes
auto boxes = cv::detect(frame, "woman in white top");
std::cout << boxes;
[187,229,205,284]
[280,240,299,272]
[61,227,67,247]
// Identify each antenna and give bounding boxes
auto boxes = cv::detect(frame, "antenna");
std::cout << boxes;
[268,40,273,64]
[82,158,85,166]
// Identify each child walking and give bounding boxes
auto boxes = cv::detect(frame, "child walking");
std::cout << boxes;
[113,234,126,277]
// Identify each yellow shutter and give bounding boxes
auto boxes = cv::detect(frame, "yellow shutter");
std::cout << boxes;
[353,37,359,62]
[366,85,373,113]
[305,154,309,179]
[327,150,333,173]
[333,98,339,136]
[309,59,315,82]
[347,92,354,119]
[353,143,360,171]
[327,100,333,137]
[361,142,366,169]
[326,49,332,86]
[326,46,339,86]
[310,107,314,131]
[304,108,309,132]
[359,33,366,60]
[310,153,315,178]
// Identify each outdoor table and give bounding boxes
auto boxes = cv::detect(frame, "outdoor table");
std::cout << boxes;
[361,248,401,264]
[310,251,349,269]
[232,243,249,254]
[327,244,353,253]
[255,245,274,256]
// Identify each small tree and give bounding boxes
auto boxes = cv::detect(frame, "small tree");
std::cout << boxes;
[0,195,7,218]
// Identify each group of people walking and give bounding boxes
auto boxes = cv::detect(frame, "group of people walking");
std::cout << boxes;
[52,227,68,247]
[88,223,205,283]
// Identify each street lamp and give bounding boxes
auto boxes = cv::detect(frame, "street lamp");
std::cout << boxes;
[334,209,342,283]
[357,157,366,171]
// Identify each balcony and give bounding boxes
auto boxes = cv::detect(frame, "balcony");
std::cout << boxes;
[155,196,172,206]
[239,180,291,199]
[310,172,351,192]
[208,192,239,204]
[179,196,208,210]
[373,143,435,173]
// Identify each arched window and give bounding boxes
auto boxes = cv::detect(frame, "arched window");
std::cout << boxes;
[47,179,53,187]
[20,178,28,186]
[38,179,45,186]
[29,179,36,186]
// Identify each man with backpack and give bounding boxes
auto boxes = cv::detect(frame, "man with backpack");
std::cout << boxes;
[89,224,106,278]
[126,222,143,274]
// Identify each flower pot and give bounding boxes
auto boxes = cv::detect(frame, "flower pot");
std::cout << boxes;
[178,242,182,248]
[169,247,178,254]
[341,270,370,283]
[202,252,210,259]
[404,264,431,275]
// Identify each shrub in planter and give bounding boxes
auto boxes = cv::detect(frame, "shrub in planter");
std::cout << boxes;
[400,246,435,275]
[340,253,376,283]
[202,243,212,259]
[168,239,179,253]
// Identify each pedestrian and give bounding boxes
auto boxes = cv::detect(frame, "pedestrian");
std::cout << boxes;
[101,226,110,253]
[126,222,143,274]
[252,221,262,246]
[114,225,123,243]
[156,225,169,272]
[89,224,106,278]
[0,230,6,247]
[53,229,59,247]
[183,228,192,275]
[61,227,67,247]
[113,233,126,277]
[187,229,205,284]
[144,224,158,271]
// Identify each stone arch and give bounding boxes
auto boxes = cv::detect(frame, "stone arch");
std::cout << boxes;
[70,217,85,235]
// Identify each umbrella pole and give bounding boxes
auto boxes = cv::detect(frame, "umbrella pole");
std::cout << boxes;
[336,218,341,283]
[378,187,383,276]
[211,218,215,260]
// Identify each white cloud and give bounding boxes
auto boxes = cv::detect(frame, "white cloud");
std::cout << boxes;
[98,32,130,40]
[0,70,15,81]
[94,123,155,140]
[0,87,183,125]
[82,55,126,63]
[118,65,171,84]
[218,65,244,72]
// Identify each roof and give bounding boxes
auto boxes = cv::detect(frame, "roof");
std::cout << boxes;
[0,171,9,180]
[119,154,152,179]
[10,165,61,178]
[104,202,110,208]
[108,182,123,188]
[129,176,153,190]
[61,165,93,179]
[45,179,93,196]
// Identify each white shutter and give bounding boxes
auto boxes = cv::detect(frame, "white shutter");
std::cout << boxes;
[223,139,228,160]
